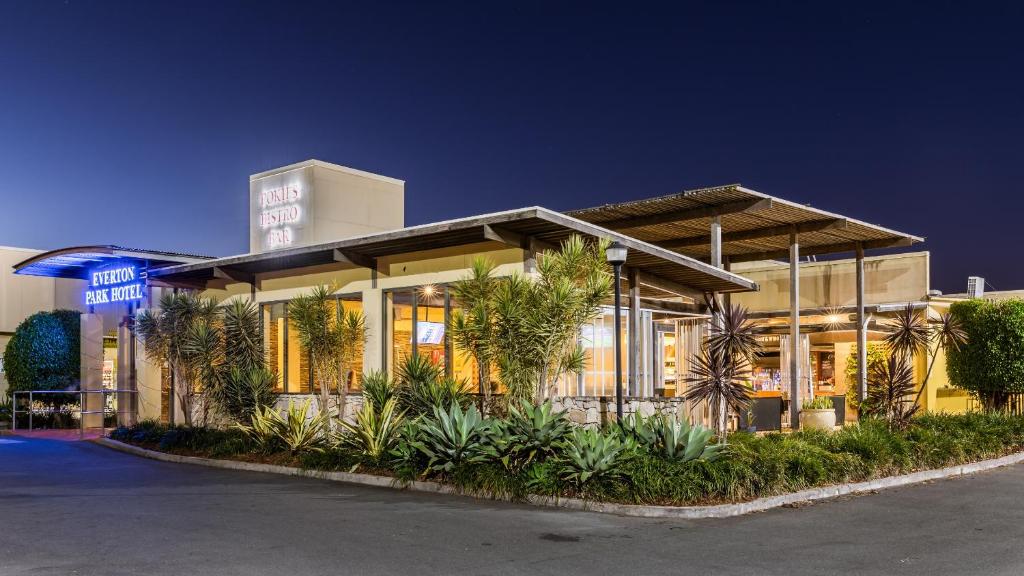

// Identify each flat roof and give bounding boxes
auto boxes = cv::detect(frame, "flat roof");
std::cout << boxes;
[568,184,924,263]
[149,207,758,296]
[13,245,213,280]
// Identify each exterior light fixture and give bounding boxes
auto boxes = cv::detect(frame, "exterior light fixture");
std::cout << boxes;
[605,241,627,421]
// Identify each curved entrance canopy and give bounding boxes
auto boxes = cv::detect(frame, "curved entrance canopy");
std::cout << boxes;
[13,245,212,281]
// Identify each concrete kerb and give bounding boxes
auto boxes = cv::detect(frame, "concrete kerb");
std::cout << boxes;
[94,437,1024,519]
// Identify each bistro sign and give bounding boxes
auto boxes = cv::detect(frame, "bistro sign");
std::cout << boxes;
[85,264,145,306]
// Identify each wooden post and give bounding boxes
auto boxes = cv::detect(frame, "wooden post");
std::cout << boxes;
[628,267,642,396]
[856,242,867,405]
[789,232,801,429]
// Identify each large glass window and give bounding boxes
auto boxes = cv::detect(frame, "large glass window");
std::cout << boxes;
[263,303,286,392]
[338,295,364,391]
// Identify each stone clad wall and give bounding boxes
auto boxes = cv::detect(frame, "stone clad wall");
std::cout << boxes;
[552,396,690,427]
[274,393,365,424]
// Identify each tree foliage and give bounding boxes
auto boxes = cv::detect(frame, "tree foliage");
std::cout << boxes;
[3,309,81,393]
[287,285,366,431]
[449,235,612,408]
[947,299,1024,410]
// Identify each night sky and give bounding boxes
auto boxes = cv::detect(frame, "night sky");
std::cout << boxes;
[1,1,1021,293]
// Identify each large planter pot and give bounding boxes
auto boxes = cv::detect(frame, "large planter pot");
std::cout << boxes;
[799,408,836,431]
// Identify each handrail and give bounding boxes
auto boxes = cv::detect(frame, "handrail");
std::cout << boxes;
[12,389,139,439]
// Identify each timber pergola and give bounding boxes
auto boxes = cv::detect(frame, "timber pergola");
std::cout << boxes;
[569,184,924,429]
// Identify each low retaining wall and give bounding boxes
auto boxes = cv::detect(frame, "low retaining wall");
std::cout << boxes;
[552,396,690,426]
[94,438,1024,519]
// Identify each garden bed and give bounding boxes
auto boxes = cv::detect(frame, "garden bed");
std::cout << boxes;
[106,412,1024,510]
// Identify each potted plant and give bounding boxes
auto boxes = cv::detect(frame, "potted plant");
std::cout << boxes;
[799,396,836,431]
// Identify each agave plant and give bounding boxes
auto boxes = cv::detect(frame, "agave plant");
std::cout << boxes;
[410,402,496,474]
[655,413,724,462]
[558,428,633,487]
[484,400,571,470]
[336,397,405,462]
[618,412,722,462]
[863,355,919,430]
[505,400,570,461]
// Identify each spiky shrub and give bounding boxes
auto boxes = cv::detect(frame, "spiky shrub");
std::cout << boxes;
[618,412,723,462]
[558,428,633,487]
[361,371,397,414]
[279,400,327,455]
[863,355,919,430]
[216,366,279,424]
[235,404,286,453]
[683,347,752,439]
[504,400,570,464]
[411,402,496,474]
[336,397,405,463]
[396,355,473,417]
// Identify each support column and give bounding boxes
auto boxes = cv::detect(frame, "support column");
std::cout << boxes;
[80,314,105,431]
[789,232,801,429]
[855,242,867,406]
[628,267,642,397]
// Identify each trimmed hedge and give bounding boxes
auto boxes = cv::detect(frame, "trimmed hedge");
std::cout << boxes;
[110,412,1024,506]
[3,309,81,393]
[947,299,1024,409]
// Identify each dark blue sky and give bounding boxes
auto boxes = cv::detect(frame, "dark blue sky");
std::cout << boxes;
[1,1,1021,292]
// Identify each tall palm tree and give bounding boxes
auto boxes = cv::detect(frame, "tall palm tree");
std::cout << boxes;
[884,304,968,410]
[136,291,218,426]
[288,285,366,430]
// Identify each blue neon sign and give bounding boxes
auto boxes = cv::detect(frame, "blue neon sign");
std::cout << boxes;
[85,264,144,306]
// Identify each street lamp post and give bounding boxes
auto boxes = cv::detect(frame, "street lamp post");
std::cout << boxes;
[605,241,628,421]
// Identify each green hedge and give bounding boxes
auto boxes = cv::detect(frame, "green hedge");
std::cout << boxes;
[110,412,1024,506]
[3,309,81,393]
[947,299,1024,409]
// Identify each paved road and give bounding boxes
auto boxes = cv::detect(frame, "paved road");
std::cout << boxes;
[2,436,1024,576]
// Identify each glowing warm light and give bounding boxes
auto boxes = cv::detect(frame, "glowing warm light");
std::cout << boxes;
[421,284,437,298]
[827,314,843,325]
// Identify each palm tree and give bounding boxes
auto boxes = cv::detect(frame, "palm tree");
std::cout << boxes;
[863,354,918,429]
[686,300,761,439]
[288,285,366,431]
[884,304,968,410]
[136,291,218,426]
[450,258,499,408]
[683,347,751,437]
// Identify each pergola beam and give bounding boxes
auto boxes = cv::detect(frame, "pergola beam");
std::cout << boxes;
[481,224,557,253]
[595,197,774,231]
[657,218,848,249]
[332,249,376,269]
[726,236,916,263]
[633,270,704,303]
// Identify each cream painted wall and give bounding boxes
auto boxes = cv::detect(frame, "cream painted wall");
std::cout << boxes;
[732,252,930,313]
[202,243,528,376]
[249,160,404,253]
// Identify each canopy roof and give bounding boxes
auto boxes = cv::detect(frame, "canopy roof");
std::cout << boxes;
[13,245,212,280]
[149,207,757,297]
[568,184,924,263]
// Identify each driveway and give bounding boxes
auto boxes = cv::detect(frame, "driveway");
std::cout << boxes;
[1,435,1023,576]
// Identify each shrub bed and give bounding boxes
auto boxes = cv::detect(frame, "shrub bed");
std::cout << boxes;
[109,410,1024,507]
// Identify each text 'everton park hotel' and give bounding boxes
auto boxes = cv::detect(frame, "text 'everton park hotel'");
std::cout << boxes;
[7,158,974,431]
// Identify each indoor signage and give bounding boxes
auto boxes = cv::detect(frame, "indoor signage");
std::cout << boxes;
[85,264,145,306]
[259,183,302,249]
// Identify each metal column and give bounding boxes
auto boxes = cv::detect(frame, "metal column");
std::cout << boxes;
[789,232,801,429]
[855,242,867,405]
